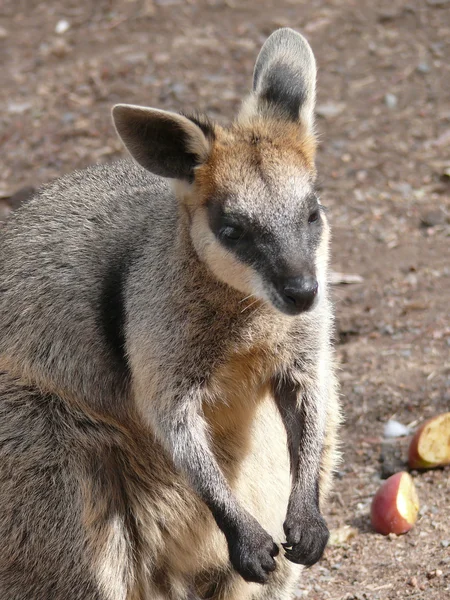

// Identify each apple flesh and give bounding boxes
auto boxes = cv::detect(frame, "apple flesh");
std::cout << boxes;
[408,412,450,470]
[371,472,419,535]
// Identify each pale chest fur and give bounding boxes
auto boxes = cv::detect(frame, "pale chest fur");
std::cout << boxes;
[129,393,291,597]
[117,329,293,596]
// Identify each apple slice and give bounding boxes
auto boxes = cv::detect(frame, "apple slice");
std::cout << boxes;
[371,472,419,535]
[408,412,450,470]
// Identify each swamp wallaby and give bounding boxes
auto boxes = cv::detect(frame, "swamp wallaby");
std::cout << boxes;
[0,28,340,600]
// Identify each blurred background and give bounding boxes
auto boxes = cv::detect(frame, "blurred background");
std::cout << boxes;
[1,1,449,598]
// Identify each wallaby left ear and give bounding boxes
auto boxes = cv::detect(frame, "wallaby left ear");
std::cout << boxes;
[112,105,212,181]
[241,28,316,131]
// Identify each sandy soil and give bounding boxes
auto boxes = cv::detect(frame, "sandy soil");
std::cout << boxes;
[1,1,449,598]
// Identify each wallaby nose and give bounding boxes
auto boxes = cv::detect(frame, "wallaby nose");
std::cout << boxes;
[282,275,318,314]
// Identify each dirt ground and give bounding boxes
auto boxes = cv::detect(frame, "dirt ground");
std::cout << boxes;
[1,0,449,598]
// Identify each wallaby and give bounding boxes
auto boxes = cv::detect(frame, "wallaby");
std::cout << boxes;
[0,28,340,600]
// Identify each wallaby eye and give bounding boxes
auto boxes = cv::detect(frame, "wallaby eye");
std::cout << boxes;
[308,210,320,224]
[220,225,244,242]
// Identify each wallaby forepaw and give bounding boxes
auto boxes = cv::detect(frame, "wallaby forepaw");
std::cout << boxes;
[282,509,329,567]
[227,517,279,584]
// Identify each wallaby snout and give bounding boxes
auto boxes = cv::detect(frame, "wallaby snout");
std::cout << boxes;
[273,273,319,316]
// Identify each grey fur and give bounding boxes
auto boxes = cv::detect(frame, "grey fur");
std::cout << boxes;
[0,28,340,599]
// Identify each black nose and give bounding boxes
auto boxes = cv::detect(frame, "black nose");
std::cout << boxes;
[281,275,318,314]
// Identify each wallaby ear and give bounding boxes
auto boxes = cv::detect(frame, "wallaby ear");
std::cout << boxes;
[112,105,212,181]
[241,28,316,131]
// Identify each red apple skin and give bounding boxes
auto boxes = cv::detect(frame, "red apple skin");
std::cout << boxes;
[408,413,450,470]
[408,427,429,469]
[371,472,419,536]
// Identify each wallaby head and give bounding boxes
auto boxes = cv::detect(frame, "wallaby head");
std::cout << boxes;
[113,28,326,317]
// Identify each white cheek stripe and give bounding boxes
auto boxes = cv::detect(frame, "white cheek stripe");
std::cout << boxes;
[189,206,330,311]
[190,208,259,297]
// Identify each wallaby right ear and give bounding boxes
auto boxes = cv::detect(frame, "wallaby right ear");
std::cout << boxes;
[112,105,212,181]
[240,28,316,132]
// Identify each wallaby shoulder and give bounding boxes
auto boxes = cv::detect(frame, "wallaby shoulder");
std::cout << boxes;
[2,159,175,247]
[0,159,178,415]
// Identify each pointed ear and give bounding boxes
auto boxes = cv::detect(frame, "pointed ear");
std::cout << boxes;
[240,28,316,131]
[112,105,213,181]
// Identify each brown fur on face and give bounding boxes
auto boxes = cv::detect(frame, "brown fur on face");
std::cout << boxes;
[192,118,317,209]
[178,118,319,304]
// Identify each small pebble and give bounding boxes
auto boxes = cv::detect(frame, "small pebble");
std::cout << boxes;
[62,112,75,124]
[392,181,412,196]
[420,208,446,228]
[7,101,32,114]
[378,10,398,22]
[417,62,430,73]
[441,540,450,548]
[385,93,398,109]
[384,419,410,438]
[426,569,443,579]
[50,38,70,58]
[55,19,70,34]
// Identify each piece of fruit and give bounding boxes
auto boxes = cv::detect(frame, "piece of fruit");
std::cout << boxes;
[370,472,419,535]
[408,412,450,470]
